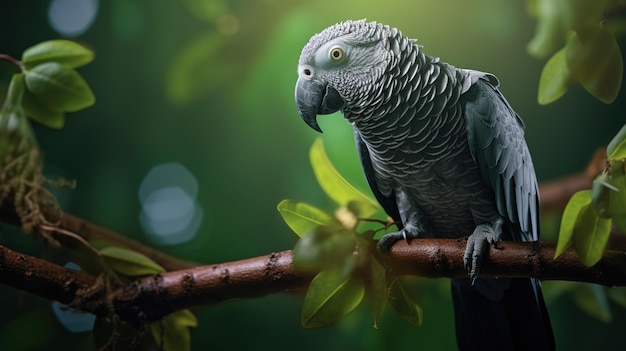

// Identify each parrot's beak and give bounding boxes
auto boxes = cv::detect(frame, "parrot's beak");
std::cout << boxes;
[295,77,344,133]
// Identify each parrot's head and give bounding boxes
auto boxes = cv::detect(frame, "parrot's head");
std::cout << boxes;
[295,19,405,132]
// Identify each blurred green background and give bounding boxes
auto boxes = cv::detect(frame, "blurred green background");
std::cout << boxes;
[1,0,625,350]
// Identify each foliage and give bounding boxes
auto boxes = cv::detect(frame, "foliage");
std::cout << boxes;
[527,0,624,104]
[278,138,422,329]
[555,123,626,266]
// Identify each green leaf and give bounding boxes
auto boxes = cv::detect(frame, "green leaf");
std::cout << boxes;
[370,258,388,328]
[293,226,364,273]
[149,310,197,351]
[277,199,337,237]
[555,190,591,258]
[100,246,165,276]
[538,48,572,105]
[608,160,626,232]
[607,287,626,309]
[591,172,615,218]
[301,269,365,328]
[388,277,423,326]
[22,40,94,69]
[572,284,611,323]
[572,202,612,267]
[21,87,65,129]
[565,26,623,104]
[24,62,95,112]
[607,123,626,160]
[310,138,378,216]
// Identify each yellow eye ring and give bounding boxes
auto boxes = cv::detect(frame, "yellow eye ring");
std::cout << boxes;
[329,47,344,61]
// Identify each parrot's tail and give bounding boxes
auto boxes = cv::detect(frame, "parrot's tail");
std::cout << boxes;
[451,277,555,351]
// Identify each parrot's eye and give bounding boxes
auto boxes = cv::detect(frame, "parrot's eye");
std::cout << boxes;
[329,47,344,61]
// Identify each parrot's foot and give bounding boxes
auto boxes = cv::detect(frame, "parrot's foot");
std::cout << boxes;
[463,219,503,284]
[377,228,418,252]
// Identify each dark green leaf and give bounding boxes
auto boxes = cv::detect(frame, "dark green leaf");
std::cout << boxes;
[388,277,423,326]
[22,40,94,69]
[572,284,611,323]
[607,123,626,160]
[572,202,612,267]
[21,87,65,129]
[607,287,626,309]
[100,246,165,276]
[370,258,388,328]
[566,26,623,104]
[608,160,626,233]
[310,138,378,217]
[24,62,95,112]
[555,190,591,258]
[301,269,365,328]
[538,48,572,105]
[276,200,337,237]
[149,310,197,351]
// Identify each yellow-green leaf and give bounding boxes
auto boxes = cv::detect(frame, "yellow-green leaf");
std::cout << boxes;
[149,310,197,351]
[301,268,365,328]
[555,190,591,258]
[572,203,612,267]
[607,123,626,160]
[21,87,65,129]
[565,26,623,104]
[100,246,165,276]
[538,48,572,105]
[277,199,336,237]
[22,40,94,69]
[24,62,95,112]
[309,138,378,216]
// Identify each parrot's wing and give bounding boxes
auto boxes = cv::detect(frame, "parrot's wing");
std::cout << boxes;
[354,129,403,227]
[462,76,539,242]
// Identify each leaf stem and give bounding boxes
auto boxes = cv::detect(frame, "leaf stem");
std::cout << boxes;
[0,53,25,71]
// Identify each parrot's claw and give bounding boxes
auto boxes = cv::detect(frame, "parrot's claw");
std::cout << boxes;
[377,229,415,252]
[463,222,501,284]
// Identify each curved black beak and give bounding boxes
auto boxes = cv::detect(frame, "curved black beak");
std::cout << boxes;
[294,77,344,133]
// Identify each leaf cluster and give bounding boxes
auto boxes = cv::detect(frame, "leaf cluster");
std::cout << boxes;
[277,138,422,329]
[528,0,624,104]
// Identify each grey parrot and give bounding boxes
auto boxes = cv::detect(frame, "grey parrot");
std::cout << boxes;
[294,20,554,350]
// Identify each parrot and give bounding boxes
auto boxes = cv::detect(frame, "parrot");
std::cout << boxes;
[294,20,554,351]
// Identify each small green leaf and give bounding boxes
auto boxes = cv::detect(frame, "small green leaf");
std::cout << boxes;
[572,284,611,323]
[277,200,337,237]
[24,62,95,112]
[22,40,94,69]
[370,258,388,328]
[538,48,573,105]
[572,203,612,267]
[310,138,378,216]
[149,310,197,351]
[608,160,626,232]
[388,277,423,326]
[555,190,591,258]
[21,87,65,129]
[293,226,364,273]
[566,26,623,104]
[607,123,626,160]
[301,268,365,328]
[100,246,165,276]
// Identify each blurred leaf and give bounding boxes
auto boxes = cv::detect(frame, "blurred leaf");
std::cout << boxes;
[572,284,612,323]
[24,62,95,112]
[100,246,165,276]
[0,74,26,159]
[149,310,197,351]
[526,0,568,58]
[370,258,388,328]
[565,26,623,104]
[607,123,626,159]
[165,32,232,105]
[181,0,228,22]
[293,226,364,273]
[538,48,572,105]
[572,202,611,267]
[591,172,616,218]
[21,87,65,129]
[608,160,626,232]
[607,287,626,309]
[310,138,378,216]
[301,268,365,328]
[555,190,591,258]
[388,277,423,326]
[277,199,337,237]
[22,40,94,69]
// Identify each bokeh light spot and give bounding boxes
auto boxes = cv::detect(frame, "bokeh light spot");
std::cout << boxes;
[51,262,96,333]
[48,0,99,37]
